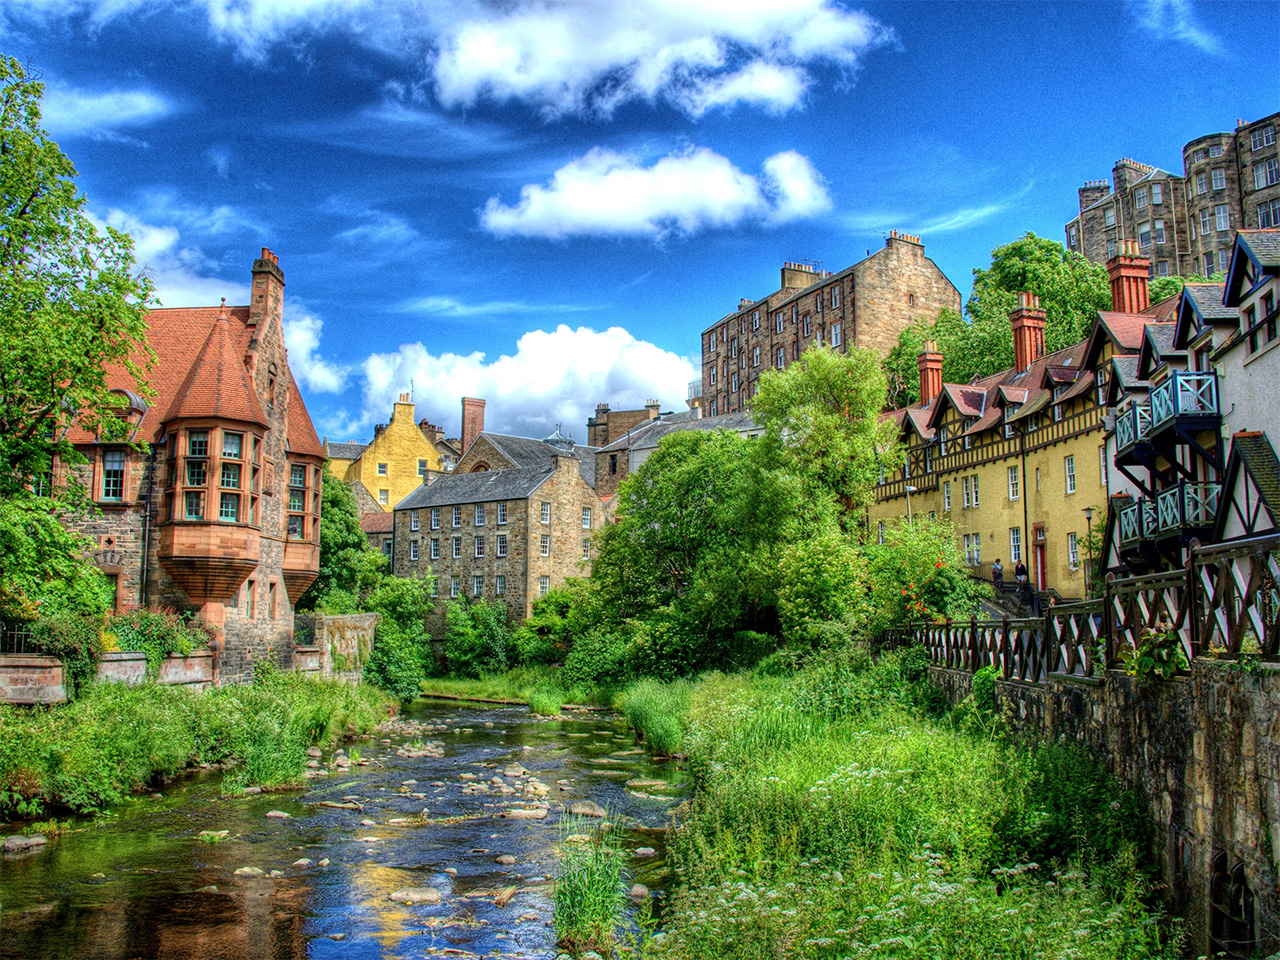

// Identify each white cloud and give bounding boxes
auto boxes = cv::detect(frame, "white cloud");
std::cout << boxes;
[394,295,590,317]
[13,0,892,117]
[840,181,1034,236]
[40,82,174,140]
[481,146,831,240]
[1128,0,1224,55]
[333,324,698,440]
[283,309,350,394]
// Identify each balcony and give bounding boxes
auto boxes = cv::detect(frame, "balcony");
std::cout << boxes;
[1114,402,1152,463]
[1148,370,1219,438]
[1119,481,1221,548]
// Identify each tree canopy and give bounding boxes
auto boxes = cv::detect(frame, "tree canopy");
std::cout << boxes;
[297,465,387,610]
[883,234,1111,407]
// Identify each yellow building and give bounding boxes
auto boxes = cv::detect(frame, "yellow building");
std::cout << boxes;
[324,393,444,511]
[871,246,1175,599]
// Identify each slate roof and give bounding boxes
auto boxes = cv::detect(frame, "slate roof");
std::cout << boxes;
[478,432,598,487]
[326,441,369,460]
[393,466,553,511]
[1136,323,1185,380]
[1238,230,1280,268]
[626,411,759,451]
[1215,431,1280,541]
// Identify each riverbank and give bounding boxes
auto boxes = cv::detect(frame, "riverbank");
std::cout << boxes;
[0,666,391,818]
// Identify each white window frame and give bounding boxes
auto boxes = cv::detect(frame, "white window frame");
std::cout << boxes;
[1010,527,1022,563]
[409,540,419,561]
[1104,207,1115,227]
[496,533,507,557]
[450,577,459,599]
[582,507,592,529]
[972,474,979,507]
[1151,182,1163,204]
[1100,445,1108,487]
[1211,167,1226,190]
[497,502,507,525]
[831,323,842,347]
[943,480,951,512]
[473,575,483,597]
[540,502,551,524]
[962,476,971,509]
[452,536,461,559]
[1008,465,1019,501]
[410,510,419,531]
[474,536,484,558]
[877,521,885,545]
[495,575,505,596]
[474,504,484,526]
[1068,532,1079,571]
[540,533,551,556]
[539,576,550,596]
[430,538,440,560]
[1215,204,1230,231]
[452,505,462,527]
[1065,455,1076,494]
[431,508,440,529]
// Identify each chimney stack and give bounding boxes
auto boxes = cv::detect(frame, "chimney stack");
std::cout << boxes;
[917,340,944,405]
[1107,239,1150,315]
[645,399,660,418]
[249,247,285,329]
[1010,292,1047,374]
[461,397,486,454]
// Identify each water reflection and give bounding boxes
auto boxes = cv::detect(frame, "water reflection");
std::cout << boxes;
[1,702,684,959]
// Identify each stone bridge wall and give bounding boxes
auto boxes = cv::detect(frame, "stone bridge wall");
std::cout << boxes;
[313,613,378,684]
[928,661,1280,955]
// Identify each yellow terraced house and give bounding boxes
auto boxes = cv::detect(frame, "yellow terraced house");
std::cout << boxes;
[871,244,1174,599]
[324,393,446,511]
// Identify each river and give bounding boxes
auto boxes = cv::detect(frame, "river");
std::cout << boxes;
[0,699,686,959]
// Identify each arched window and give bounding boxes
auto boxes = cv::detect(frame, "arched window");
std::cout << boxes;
[471,462,490,472]
[1209,851,1255,958]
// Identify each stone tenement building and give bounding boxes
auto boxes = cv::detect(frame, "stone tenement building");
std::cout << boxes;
[871,243,1176,597]
[61,249,323,683]
[390,434,604,630]
[698,231,961,418]
[1065,112,1280,278]
[585,400,661,447]
[324,393,448,510]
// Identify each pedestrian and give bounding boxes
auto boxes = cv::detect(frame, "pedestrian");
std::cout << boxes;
[1014,560,1028,583]
[991,558,1003,585]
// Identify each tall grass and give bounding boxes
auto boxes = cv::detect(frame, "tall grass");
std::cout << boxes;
[616,678,692,755]
[420,664,611,710]
[0,669,390,817]
[554,815,627,955]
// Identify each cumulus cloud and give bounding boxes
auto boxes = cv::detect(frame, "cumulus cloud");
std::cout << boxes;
[12,0,892,117]
[481,146,831,240]
[40,82,174,140]
[282,309,351,394]
[332,324,698,440]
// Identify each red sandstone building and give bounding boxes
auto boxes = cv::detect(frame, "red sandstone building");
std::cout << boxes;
[62,249,322,684]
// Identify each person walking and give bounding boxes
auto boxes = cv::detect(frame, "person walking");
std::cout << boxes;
[991,558,1004,587]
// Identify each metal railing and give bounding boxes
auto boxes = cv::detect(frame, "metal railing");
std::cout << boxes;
[0,621,34,656]
[1149,370,1219,431]
[1115,403,1152,456]
[880,533,1280,680]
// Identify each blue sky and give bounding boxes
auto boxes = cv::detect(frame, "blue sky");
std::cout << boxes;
[3,0,1277,441]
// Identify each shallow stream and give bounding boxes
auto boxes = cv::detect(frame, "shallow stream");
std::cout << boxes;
[0,699,687,959]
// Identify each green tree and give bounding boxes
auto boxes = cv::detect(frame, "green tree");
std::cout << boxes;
[865,517,989,633]
[297,466,385,610]
[1148,271,1223,306]
[0,58,155,496]
[751,344,901,523]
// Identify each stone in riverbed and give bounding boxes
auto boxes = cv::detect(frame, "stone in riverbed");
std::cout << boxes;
[265,810,291,819]
[318,858,330,867]
[293,859,313,867]
[504,808,547,820]
[567,800,606,818]
[630,883,650,900]
[242,786,262,795]
[326,933,346,941]
[635,847,657,857]
[503,763,528,778]
[234,867,264,878]
[196,885,219,893]
[495,854,517,865]
[389,887,442,905]
[306,747,322,758]
[269,870,285,878]
[359,819,376,826]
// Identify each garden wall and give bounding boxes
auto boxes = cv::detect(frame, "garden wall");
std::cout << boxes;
[312,613,377,684]
[0,656,66,704]
[928,660,1280,955]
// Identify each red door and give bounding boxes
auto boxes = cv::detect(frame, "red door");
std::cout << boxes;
[1035,544,1047,591]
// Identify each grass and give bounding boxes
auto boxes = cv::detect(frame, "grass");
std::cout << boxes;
[554,814,627,955]
[616,678,692,755]
[419,664,611,711]
[0,666,391,817]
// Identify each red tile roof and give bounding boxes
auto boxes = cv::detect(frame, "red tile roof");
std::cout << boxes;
[285,377,324,458]
[163,308,267,427]
[359,511,394,534]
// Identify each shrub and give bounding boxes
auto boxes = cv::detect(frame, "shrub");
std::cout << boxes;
[363,618,429,701]
[561,626,631,689]
[444,598,512,678]
[108,608,209,679]
[619,678,692,755]
[27,613,101,698]
[971,664,999,714]
[554,816,627,955]
[865,517,990,633]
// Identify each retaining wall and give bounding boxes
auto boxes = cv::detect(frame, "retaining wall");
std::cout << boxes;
[313,613,377,684]
[0,656,66,704]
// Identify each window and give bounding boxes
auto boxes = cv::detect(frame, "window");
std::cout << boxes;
[1151,182,1163,204]
[430,538,439,560]
[188,430,208,457]
[1260,199,1280,229]
[1251,125,1276,150]
[730,337,738,358]
[1153,219,1165,244]
[1256,157,1280,189]
[475,504,484,526]
[540,534,551,556]
[410,510,420,531]
[972,474,979,507]
[1215,204,1230,231]
[583,540,591,560]
[496,575,506,596]
[1036,467,1041,492]
[220,461,240,490]
[540,502,551,524]
[877,521,885,545]
[1104,206,1115,227]
[452,537,461,558]
[1200,208,1212,235]
[102,450,125,500]
[244,580,255,619]
[972,535,981,565]
[752,345,760,367]
[1065,454,1076,494]
[219,491,239,522]
[1137,220,1151,248]
[474,536,484,558]
[708,331,716,350]
[802,315,811,337]
[184,490,204,520]
[582,507,592,529]
[1134,186,1148,209]
[431,508,440,529]
[831,323,842,347]
[1157,260,1169,276]
[409,539,419,561]
[377,462,388,476]
[943,480,951,512]
[418,459,428,478]
[430,579,439,598]
[1008,465,1019,500]
[774,311,784,333]
[452,506,462,527]
[1053,403,1064,422]
[963,534,972,566]
[832,286,841,308]
[1100,445,1108,487]
[497,502,507,525]
[1209,143,1223,158]
[473,575,483,597]
[496,534,507,557]
[751,310,759,330]
[1010,527,1022,563]
[222,432,242,459]
[962,476,971,508]
[185,457,206,487]
[776,347,785,369]
[1196,172,1208,195]
[378,489,389,505]
[731,372,738,392]
[539,576,551,596]
[1068,532,1079,571]
[1218,249,1230,273]
[1193,148,1206,163]
[1068,224,1078,248]
[1208,168,1226,192]
[450,577,459,599]
[268,581,278,620]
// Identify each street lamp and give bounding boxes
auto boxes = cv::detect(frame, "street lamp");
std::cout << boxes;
[905,485,918,524]
[1083,505,1095,596]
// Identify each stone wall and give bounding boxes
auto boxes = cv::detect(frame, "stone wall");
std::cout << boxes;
[927,660,1280,955]
[0,656,66,704]
[314,613,377,684]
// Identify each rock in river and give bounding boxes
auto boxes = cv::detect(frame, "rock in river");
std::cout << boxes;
[567,800,606,818]
[389,887,442,905]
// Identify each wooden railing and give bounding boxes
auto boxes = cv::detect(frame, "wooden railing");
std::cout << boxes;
[881,533,1280,679]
